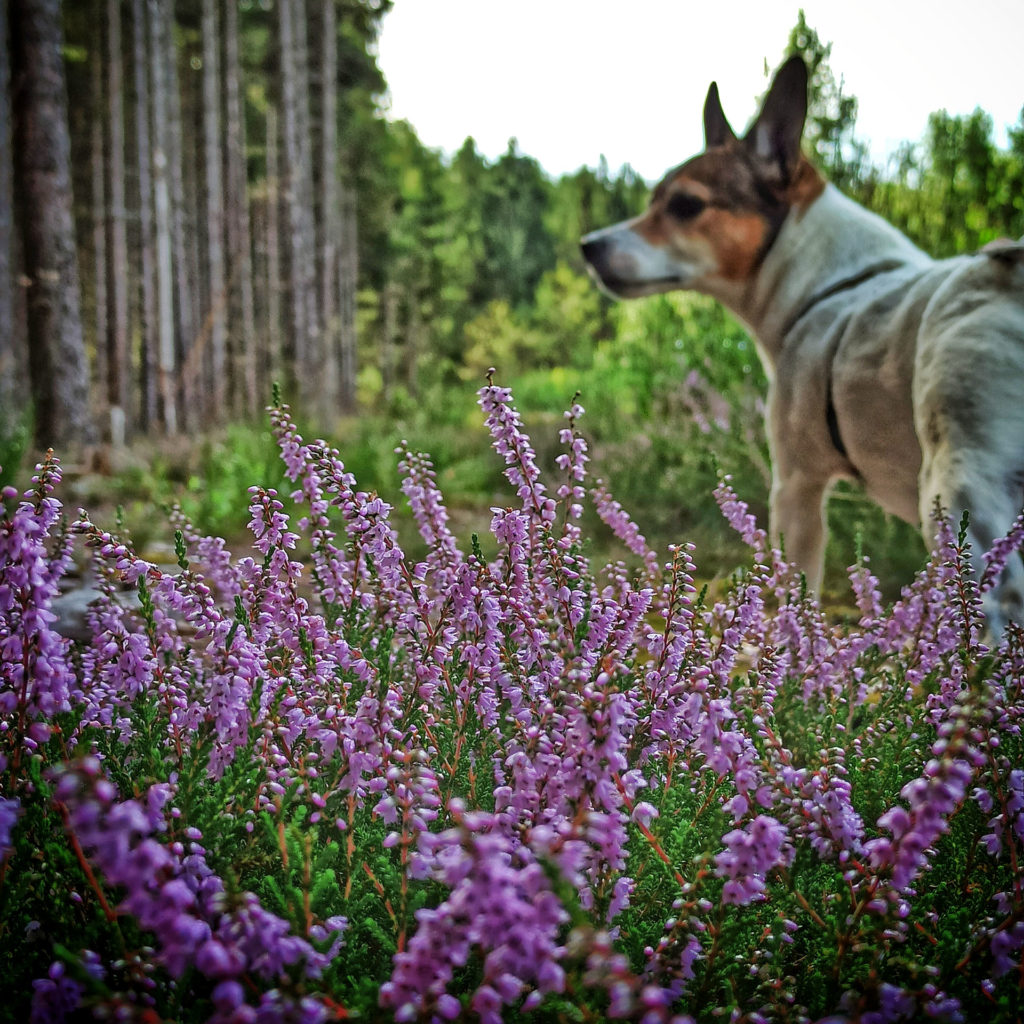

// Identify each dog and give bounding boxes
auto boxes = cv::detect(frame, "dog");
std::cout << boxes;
[581,55,1024,634]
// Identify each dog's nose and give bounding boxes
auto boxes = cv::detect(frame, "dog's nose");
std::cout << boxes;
[580,233,606,267]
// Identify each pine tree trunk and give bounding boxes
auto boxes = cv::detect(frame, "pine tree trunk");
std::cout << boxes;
[133,0,158,433]
[381,280,397,403]
[0,0,23,435]
[10,0,95,451]
[105,0,131,445]
[201,0,226,421]
[406,286,420,396]
[148,0,178,434]
[338,182,357,413]
[222,0,258,418]
[263,102,282,397]
[278,0,318,416]
[317,0,339,418]
[90,12,108,427]
[163,0,197,429]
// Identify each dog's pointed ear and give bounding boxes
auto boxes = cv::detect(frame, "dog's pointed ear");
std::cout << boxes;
[745,55,808,183]
[703,82,736,148]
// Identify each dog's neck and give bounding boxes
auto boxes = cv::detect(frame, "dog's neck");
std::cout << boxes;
[705,184,932,364]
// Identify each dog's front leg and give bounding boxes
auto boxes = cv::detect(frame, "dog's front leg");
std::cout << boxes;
[769,469,830,593]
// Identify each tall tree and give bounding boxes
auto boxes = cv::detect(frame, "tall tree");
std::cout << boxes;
[105,0,131,444]
[317,0,341,415]
[278,0,319,417]
[90,5,108,424]
[132,0,158,432]
[222,0,257,418]
[337,181,357,412]
[10,0,95,450]
[162,0,197,427]
[148,0,178,434]
[263,101,283,398]
[480,140,555,309]
[201,0,226,420]
[0,0,22,438]
[784,12,866,190]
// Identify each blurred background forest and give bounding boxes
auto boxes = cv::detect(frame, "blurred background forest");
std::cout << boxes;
[3,2,1024,598]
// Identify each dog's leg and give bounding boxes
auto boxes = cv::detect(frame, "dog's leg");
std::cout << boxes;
[914,263,1024,638]
[770,470,830,593]
[918,451,1024,639]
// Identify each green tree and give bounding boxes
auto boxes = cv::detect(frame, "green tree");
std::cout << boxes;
[529,261,607,369]
[479,139,556,309]
[784,10,866,190]
[546,156,648,269]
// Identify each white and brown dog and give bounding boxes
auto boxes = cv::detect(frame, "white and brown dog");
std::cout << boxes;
[582,56,1024,633]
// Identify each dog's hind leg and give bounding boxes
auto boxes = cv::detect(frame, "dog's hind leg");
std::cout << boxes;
[917,445,1024,639]
[915,257,1024,638]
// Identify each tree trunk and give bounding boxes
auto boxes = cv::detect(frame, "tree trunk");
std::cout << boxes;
[317,0,339,418]
[263,102,282,398]
[381,280,397,403]
[278,0,318,416]
[338,182,357,413]
[105,0,131,445]
[201,0,226,421]
[163,0,197,429]
[133,0,158,433]
[222,0,257,418]
[406,285,420,396]
[0,0,24,436]
[10,0,95,451]
[90,9,108,428]
[148,0,177,434]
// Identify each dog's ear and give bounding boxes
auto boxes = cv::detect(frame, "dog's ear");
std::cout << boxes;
[703,82,736,148]
[745,55,808,184]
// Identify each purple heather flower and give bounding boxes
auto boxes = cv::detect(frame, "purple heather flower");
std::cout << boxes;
[381,812,567,1021]
[55,762,335,986]
[397,442,462,601]
[0,796,20,856]
[592,480,661,577]
[1,454,77,749]
[714,478,768,556]
[860,982,916,1024]
[29,961,83,1024]
[864,700,979,892]
[991,919,1024,977]
[714,815,791,906]
[8,378,1024,1020]
[479,381,556,526]
[980,510,1024,593]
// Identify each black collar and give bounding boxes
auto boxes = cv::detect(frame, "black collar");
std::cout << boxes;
[780,259,907,342]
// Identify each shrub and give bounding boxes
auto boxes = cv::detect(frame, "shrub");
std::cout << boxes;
[1,381,1023,1023]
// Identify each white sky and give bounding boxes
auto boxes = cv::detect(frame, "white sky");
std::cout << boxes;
[376,0,1024,181]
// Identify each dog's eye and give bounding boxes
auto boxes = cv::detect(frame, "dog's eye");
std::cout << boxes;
[665,193,706,221]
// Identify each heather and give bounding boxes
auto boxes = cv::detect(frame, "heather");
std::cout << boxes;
[2,382,1024,1023]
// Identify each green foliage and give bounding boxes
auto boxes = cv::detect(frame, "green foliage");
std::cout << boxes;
[784,9,867,188]
[0,410,31,496]
[178,425,289,541]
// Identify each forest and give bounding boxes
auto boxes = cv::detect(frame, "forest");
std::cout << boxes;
[2,2,1024,589]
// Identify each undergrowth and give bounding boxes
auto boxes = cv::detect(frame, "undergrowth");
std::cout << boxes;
[1,380,1023,1022]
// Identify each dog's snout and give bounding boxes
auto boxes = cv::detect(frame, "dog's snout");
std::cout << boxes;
[580,233,606,266]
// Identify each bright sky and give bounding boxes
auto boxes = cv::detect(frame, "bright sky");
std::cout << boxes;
[376,0,1024,181]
